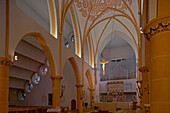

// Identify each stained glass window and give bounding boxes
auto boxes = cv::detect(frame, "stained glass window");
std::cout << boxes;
[39,65,48,76]
[65,42,69,48]
[25,82,33,92]
[71,35,75,42]
[18,90,26,100]
[41,66,48,75]
[32,73,40,84]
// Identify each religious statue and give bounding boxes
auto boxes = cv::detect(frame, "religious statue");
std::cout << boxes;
[99,57,109,76]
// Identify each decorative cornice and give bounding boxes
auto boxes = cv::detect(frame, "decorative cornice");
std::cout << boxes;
[50,76,63,80]
[0,57,13,67]
[139,66,150,73]
[144,16,170,40]
[75,84,84,88]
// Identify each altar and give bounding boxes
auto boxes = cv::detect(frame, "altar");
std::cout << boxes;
[99,79,137,102]
[92,102,134,113]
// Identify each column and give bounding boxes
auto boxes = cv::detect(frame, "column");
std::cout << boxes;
[139,66,150,113]
[0,58,12,113]
[88,88,95,108]
[144,19,170,113]
[76,84,83,113]
[50,76,62,108]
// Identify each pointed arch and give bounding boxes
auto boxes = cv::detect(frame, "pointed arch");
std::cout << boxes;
[67,57,81,85]
[47,0,58,38]
[87,34,94,68]
[70,6,81,57]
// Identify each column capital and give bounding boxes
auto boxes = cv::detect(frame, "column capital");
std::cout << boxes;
[75,84,84,88]
[88,88,95,91]
[50,76,63,80]
[59,31,63,35]
[144,16,170,40]
[139,66,150,73]
[0,57,13,66]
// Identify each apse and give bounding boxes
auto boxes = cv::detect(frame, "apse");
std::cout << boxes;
[98,35,137,103]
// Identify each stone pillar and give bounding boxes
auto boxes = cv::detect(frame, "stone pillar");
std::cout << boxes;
[88,88,95,108]
[50,76,62,108]
[76,84,83,113]
[144,19,170,113]
[139,66,150,113]
[0,58,12,113]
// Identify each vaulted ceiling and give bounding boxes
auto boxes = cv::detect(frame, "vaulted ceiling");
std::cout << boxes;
[16,0,140,67]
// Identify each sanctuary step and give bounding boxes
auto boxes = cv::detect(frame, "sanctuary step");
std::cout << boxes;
[116,110,136,113]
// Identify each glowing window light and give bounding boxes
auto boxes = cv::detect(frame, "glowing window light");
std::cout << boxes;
[41,66,48,75]
[18,90,26,100]
[14,56,18,60]
[71,35,75,42]
[32,73,40,84]
[25,82,33,92]
[65,42,69,48]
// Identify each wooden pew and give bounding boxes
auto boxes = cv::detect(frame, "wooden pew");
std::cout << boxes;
[8,106,50,113]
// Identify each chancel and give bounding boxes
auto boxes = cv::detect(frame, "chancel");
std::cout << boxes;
[0,0,170,113]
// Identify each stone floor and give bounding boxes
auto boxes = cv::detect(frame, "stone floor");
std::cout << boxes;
[115,110,136,113]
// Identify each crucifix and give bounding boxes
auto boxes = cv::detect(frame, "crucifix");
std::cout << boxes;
[99,57,109,76]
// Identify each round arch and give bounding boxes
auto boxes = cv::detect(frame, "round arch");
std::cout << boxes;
[14,32,56,77]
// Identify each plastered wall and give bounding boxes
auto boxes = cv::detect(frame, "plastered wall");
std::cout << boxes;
[61,60,77,109]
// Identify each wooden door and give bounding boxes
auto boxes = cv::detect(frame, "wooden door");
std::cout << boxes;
[71,99,76,110]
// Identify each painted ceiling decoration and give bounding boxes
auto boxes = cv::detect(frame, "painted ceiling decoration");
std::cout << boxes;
[74,0,132,21]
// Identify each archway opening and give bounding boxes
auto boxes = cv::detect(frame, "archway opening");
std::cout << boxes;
[97,34,137,106]
[84,69,94,109]
[61,57,80,110]
[9,35,55,110]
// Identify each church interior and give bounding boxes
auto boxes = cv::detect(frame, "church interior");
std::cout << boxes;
[0,0,170,113]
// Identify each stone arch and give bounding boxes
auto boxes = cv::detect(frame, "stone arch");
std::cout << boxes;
[14,32,56,77]
[47,0,59,38]
[65,57,81,85]
[97,30,138,63]
[70,6,82,57]
[97,30,138,79]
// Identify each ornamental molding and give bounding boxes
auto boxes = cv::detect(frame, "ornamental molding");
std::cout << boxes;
[50,76,63,80]
[75,84,84,88]
[144,21,170,40]
[0,58,13,66]
[139,66,150,73]
[74,0,132,21]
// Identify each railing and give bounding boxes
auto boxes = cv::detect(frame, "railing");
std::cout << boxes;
[100,72,136,81]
